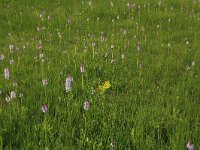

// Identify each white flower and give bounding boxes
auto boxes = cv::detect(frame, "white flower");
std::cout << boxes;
[10,59,14,65]
[92,42,96,47]
[42,79,48,86]
[105,52,108,58]
[84,100,89,111]
[111,138,115,148]
[41,104,48,113]
[4,68,9,80]
[100,35,104,42]
[0,54,5,60]
[9,44,14,53]
[121,53,125,59]
[80,64,85,73]
[191,61,196,66]
[66,75,73,92]
[37,27,40,32]
[6,94,11,103]
[187,141,194,150]
[91,87,95,94]
[39,53,44,59]
[58,32,62,38]
[10,91,16,99]
[19,93,24,97]
[13,81,17,87]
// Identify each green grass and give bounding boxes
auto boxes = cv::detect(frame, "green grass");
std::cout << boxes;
[0,0,200,149]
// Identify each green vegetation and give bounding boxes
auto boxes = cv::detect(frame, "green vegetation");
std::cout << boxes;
[0,0,200,149]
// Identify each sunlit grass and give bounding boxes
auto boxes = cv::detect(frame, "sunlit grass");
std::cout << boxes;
[0,0,200,149]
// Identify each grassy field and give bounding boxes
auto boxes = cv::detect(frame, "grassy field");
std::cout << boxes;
[0,0,200,149]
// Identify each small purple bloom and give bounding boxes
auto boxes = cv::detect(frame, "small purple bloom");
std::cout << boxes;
[37,45,42,49]
[66,75,73,92]
[10,91,16,99]
[4,68,9,80]
[84,100,89,111]
[41,104,48,113]
[187,141,194,150]
[10,59,14,65]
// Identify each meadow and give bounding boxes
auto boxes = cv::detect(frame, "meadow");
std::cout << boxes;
[0,0,200,149]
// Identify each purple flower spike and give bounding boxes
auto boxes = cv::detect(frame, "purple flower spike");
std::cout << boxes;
[41,104,48,113]
[187,141,194,150]
[84,100,89,111]
[4,68,10,80]
[66,75,73,92]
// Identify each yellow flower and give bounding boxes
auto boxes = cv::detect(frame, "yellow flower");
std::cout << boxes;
[103,81,111,89]
[98,85,105,94]
[98,81,111,94]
